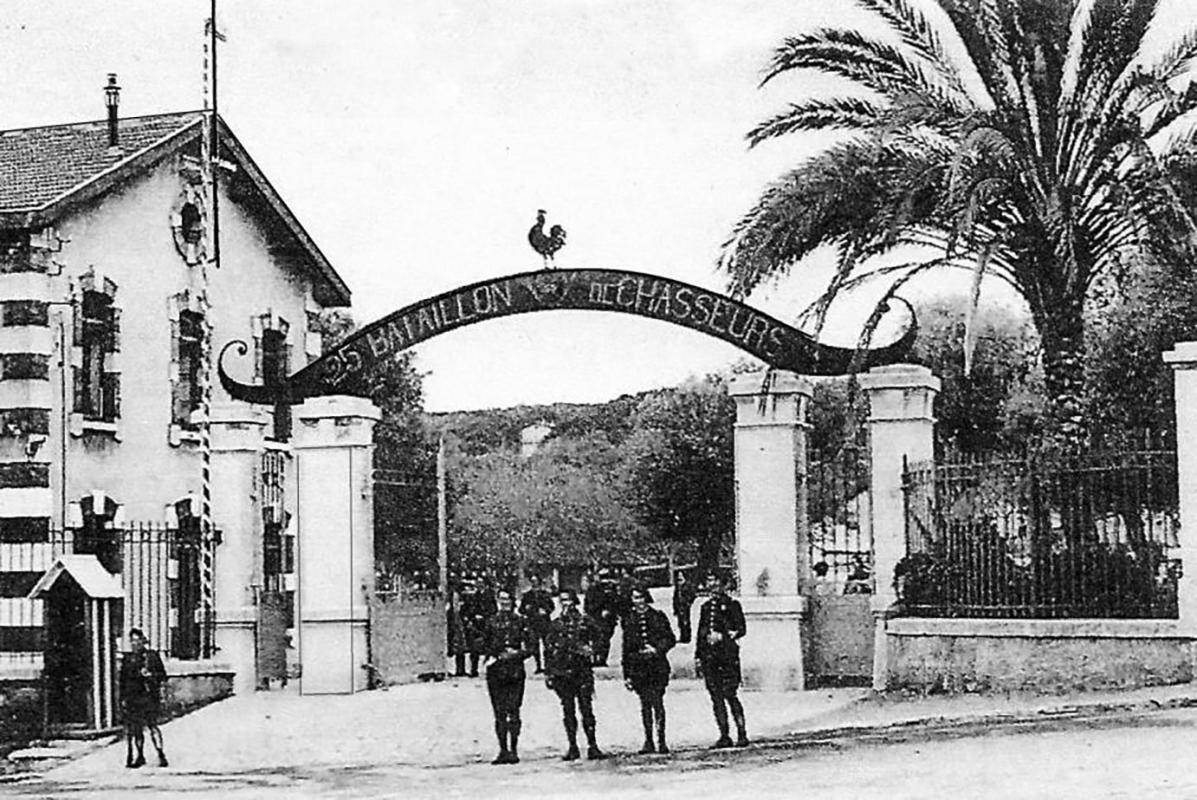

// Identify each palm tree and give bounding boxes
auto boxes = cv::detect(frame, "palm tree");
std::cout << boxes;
[720,0,1197,445]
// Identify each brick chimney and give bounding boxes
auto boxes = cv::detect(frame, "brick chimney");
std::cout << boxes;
[104,73,120,148]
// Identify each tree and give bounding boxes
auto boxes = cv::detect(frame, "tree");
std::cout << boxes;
[448,435,651,578]
[622,376,736,574]
[720,0,1197,446]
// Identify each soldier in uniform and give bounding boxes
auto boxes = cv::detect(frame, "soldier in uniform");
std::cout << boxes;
[460,579,496,677]
[482,589,533,765]
[695,572,749,748]
[621,585,677,754]
[518,574,555,673]
[545,589,607,761]
[583,570,617,666]
[672,571,697,644]
[119,628,168,768]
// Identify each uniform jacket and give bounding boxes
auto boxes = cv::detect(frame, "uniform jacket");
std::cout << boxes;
[518,588,555,629]
[621,606,676,679]
[696,592,746,664]
[483,610,532,680]
[583,582,616,628]
[119,648,166,706]
[460,590,497,651]
[545,609,602,679]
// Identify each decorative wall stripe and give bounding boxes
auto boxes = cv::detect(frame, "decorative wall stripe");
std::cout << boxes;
[0,409,50,435]
[0,572,40,598]
[0,301,49,327]
[0,463,49,489]
[0,626,43,652]
[0,353,49,380]
[0,517,49,543]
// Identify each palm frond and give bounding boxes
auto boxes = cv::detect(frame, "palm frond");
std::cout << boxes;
[854,0,969,94]
[746,97,889,145]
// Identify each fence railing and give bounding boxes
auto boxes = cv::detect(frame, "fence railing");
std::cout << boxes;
[900,449,1179,619]
[0,524,216,663]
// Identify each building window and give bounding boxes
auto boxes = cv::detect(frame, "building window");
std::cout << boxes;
[262,328,291,442]
[76,493,121,575]
[74,290,120,421]
[173,311,204,428]
[180,203,203,244]
[172,500,203,660]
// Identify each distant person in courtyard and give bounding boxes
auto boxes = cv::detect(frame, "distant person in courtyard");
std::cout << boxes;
[622,585,677,754]
[447,581,468,677]
[696,572,748,748]
[583,570,618,666]
[461,579,497,677]
[483,589,533,765]
[843,556,873,595]
[119,628,168,768]
[671,571,696,643]
[545,589,607,761]
[519,574,555,673]
[812,561,836,596]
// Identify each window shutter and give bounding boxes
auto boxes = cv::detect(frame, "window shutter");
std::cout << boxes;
[72,300,82,347]
[102,373,120,421]
[169,319,180,363]
[72,366,85,413]
[105,307,120,353]
[172,379,189,427]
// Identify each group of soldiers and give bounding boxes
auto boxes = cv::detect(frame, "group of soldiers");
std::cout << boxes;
[454,570,750,765]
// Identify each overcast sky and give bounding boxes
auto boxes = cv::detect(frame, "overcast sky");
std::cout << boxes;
[3,1,1190,411]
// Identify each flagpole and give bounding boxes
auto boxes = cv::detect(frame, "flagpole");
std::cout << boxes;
[198,0,221,657]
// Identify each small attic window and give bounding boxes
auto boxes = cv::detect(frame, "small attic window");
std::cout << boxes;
[180,203,203,244]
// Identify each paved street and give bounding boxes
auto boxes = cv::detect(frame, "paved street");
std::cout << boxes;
[8,706,1197,799]
[7,677,1197,799]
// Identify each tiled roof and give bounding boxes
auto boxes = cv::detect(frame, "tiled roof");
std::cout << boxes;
[0,111,201,211]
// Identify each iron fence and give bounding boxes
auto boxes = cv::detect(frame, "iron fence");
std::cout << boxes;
[900,449,1179,618]
[0,523,216,663]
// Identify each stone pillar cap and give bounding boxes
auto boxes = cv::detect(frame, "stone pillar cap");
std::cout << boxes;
[728,370,813,398]
[858,363,941,392]
[210,401,268,427]
[295,394,382,422]
[1163,342,1197,368]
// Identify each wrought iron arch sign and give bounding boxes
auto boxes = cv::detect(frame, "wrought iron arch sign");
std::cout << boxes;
[218,268,918,404]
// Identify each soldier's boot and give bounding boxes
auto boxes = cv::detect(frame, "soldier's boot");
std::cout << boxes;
[638,705,655,754]
[584,723,606,760]
[491,721,510,765]
[469,653,480,678]
[656,708,669,755]
[562,719,581,761]
[730,698,749,747]
[508,720,521,764]
[156,749,169,768]
[711,699,733,748]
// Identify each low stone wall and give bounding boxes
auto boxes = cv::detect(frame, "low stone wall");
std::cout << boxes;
[161,660,234,718]
[0,667,42,748]
[885,618,1195,694]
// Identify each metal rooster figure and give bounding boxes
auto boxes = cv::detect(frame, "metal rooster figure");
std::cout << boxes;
[527,209,566,269]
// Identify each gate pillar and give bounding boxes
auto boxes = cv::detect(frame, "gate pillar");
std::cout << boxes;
[859,364,939,690]
[1164,343,1197,636]
[729,370,812,691]
[211,402,269,694]
[293,395,380,694]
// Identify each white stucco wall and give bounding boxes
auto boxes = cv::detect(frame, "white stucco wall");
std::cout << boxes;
[47,153,329,523]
